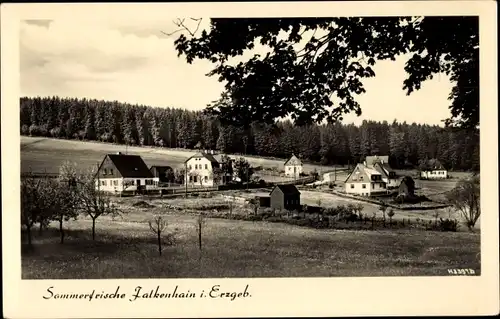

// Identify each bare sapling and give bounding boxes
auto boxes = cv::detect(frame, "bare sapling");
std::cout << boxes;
[148,215,168,256]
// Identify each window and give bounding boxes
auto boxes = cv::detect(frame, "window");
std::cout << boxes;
[195,164,198,169]
[380,183,384,188]
[113,180,118,186]
[103,168,107,175]
[110,169,114,175]
[372,183,375,189]
[362,184,366,189]
[205,164,208,169]
[101,180,105,186]
[188,165,192,170]
[189,176,192,182]
[350,184,354,189]
[360,176,363,180]
[194,176,198,183]
[205,176,208,182]
[103,180,107,186]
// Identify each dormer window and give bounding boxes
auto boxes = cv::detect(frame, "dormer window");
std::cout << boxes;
[103,168,107,175]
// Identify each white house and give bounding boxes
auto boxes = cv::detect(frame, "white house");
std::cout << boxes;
[344,163,388,196]
[185,151,227,187]
[284,154,303,178]
[364,155,399,188]
[95,152,157,194]
[420,159,448,179]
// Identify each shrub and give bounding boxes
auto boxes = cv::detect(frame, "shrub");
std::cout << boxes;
[28,124,41,136]
[21,124,29,135]
[438,218,459,232]
[328,183,335,189]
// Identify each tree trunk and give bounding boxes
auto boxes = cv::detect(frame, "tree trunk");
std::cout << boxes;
[39,219,44,235]
[92,218,96,240]
[26,224,32,247]
[157,231,162,256]
[198,227,202,251]
[59,216,65,244]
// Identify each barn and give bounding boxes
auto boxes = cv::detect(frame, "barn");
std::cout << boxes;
[269,184,301,211]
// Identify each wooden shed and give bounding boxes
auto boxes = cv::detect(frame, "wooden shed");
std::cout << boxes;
[269,184,301,211]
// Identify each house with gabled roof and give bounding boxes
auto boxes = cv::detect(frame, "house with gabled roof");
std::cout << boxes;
[344,163,387,196]
[364,155,399,188]
[269,184,301,211]
[185,151,229,187]
[284,154,303,178]
[95,152,156,194]
[420,159,448,179]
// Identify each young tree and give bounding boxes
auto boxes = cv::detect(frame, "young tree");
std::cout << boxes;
[148,215,168,256]
[21,174,43,247]
[77,167,121,240]
[55,161,81,243]
[387,209,395,227]
[379,204,388,227]
[196,213,206,252]
[233,157,254,183]
[446,176,480,231]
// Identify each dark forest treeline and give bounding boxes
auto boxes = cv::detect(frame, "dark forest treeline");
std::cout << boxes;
[20,96,480,171]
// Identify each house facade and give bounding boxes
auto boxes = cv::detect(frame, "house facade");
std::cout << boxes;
[185,152,221,187]
[420,159,448,179]
[344,163,387,196]
[421,170,448,179]
[95,153,156,194]
[284,154,303,178]
[269,184,301,211]
[365,155,399,188]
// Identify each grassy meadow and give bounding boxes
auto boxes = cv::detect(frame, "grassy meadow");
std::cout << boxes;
[21,136,343,177]
[22,206,481,279]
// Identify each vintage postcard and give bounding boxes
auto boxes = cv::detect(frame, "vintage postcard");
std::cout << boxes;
[1,1,499,318]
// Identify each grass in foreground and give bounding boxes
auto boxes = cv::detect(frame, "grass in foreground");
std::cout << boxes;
[22,213,480,279]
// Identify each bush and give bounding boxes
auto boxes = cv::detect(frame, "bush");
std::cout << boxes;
[21,124,29,135]
[438,218,459,232]
[28,124,41,136]
[328,183,335,189]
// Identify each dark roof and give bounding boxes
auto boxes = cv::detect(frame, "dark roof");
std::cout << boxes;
[185,152,219,165]
[150,165,173,170]
[284,154,302,166]
[271,184,301,195]
[105,154,154,178]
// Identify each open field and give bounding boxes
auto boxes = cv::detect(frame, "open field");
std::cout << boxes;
[22,206,481,279]
[20,136,344,177]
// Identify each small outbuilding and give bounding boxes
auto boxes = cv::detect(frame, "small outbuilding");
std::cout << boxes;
[398,176,416,197]
[269,184,301,211]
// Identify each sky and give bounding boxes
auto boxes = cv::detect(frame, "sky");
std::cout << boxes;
[20,18,455,126]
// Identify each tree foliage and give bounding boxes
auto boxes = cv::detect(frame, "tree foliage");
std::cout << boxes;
[446,175,480,231]
[174,17,479,128]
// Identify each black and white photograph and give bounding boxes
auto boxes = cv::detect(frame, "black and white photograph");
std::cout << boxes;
[2,2,499,318]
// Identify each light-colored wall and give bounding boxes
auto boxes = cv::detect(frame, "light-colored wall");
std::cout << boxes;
[421,170,448,179]
[185,157,215,187]
[345,180,387,196]
[345,182,371,196]
[96,177,157,193]
[285,164,303,177]
[383,177,399,188]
